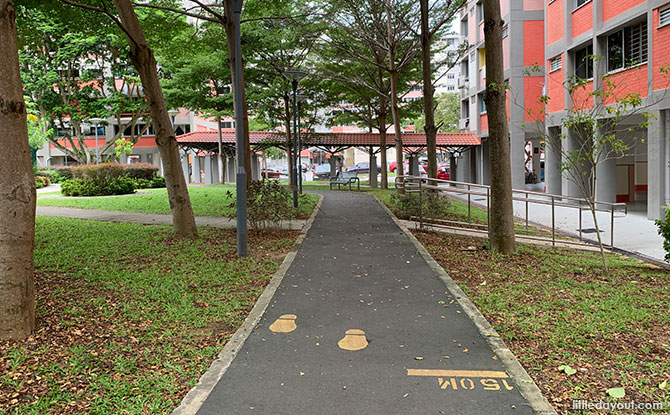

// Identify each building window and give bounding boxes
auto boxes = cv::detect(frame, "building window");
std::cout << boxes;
[447,73,455,79]
[574,0,590,9]
[502,25,509,38]
[478,93,486,114]
[89,126,105,136]
[607,20,648,72]
[476,2,483,23]
[550,56,562,72]
[448,85,455,91]
[574,44,593,80]
[661,5,670,28]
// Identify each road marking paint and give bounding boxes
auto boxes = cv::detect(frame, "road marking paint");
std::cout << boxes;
[338,329,368,351]
[269,314,297,333]
[407,369,509,378]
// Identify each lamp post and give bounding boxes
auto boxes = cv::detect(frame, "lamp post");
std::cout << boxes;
[283,69,307,207]
[167,109,179,128]
[296,94,308,194]
[232,0,247,257]
[89,117,104,164]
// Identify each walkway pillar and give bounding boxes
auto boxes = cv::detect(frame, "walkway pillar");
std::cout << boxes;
[227,156,236,184]
[595,140,616,204]
[204,153,213,185]
[181,151,190,184]
[191,152,201,183]
[329,156,337,177]
[408,155,419,176]
[545,127,562,195]
[369,153,378,188]
[251,153,260,181]
[211,155,220,184]
[510,129,526,190]
[563,127,583,199]
[450,153,458,182]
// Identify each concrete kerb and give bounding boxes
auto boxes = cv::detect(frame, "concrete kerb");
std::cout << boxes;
[372,195,558,415]
[171,194,324,415]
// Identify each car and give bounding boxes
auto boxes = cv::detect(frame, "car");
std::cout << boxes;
[260,167,282,179]
[403,163,427,177]
[314,164,332,180]
[437,165,450,180]
[346,162,382,173]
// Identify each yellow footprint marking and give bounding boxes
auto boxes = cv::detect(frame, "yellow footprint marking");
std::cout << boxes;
[338,329,368,351]
[269,314,297,333]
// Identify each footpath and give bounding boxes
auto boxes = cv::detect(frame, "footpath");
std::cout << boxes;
[183,191,553,415]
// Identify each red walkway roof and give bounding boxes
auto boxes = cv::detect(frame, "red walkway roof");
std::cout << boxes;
[176,131,480,148]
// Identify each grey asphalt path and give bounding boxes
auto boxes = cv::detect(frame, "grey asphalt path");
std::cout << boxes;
[197,191,535,415]
[36,206,306,230]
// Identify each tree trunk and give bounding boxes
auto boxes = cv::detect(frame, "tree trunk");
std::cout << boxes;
[283,94,294,187]
[420,0,438,187]
[483,0,515,254]
[386,2,404,194]
[223,0,251,186]
[378,66,389,189]
[113,0,197,238]
[0,0,36,340]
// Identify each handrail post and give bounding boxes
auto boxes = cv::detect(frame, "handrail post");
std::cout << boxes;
[419,177,423,231]
[611,204,614,248]
[525,192,529,231]
[551,195,555,247]
[467,184,471,224]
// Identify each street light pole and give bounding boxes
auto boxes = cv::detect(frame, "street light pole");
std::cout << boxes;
[233,0,247,257]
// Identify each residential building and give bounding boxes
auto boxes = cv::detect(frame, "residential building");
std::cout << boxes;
[458,0,546,188]
[544,0,670,220]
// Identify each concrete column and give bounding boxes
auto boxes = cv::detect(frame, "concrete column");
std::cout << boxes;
[329,156,337,177]
[369,154,378,188]
[408,155,419,176]
[181,151,190,184]
[227,156,236,183]
[545,127,562,195]
[191,152,201,183]
[562,127,583,198]
[510,130,525,190]
[204,154,213,185]
[211,156,220,184]
[648,109,665,220]
[217,154,225,183]
[595,140,616,204]
[251,153,260,181]
[450,154,458,182]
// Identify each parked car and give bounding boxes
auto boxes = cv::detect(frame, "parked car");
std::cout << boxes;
[346,162,382,173]
[389,161,398,172]
[403,163,427,177]
[260,167,282,179]
[437,165,450,180]
[314,164,332,180]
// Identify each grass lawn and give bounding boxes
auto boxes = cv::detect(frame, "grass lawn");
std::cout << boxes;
[415,231,670,415]
[37,186,319,220]
[0,217,299,414]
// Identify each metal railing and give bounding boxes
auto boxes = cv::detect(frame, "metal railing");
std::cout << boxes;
[395,175,627,248]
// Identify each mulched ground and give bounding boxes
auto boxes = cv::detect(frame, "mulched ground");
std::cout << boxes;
[0,226,298,415]
[414,230,670,415]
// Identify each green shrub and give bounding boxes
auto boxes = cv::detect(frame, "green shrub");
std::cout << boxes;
[226,180,294,230]
[35,177,46,189]
[72,163,125,189]
[61,179,95,196]
[655,207,670,261]
[124,163,158,181]
[52,166,74,180]
[135,178,153,189]
[105,177,136,195]
[35,176,51,188]
[150,176,166,188]
[39,169,64,183]
[390,191,451,220]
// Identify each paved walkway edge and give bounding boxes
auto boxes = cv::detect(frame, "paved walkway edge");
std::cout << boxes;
[372,195,558,415]
[172,195,324,415]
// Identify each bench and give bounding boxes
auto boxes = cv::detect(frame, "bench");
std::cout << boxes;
[329,171,360,191]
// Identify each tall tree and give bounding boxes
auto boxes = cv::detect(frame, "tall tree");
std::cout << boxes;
[483,0,515,253]
[0,0,36,340]
[418,0,463,185]
[60,0,198,238]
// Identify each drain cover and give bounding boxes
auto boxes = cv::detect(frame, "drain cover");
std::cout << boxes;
[579,228,604,233]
